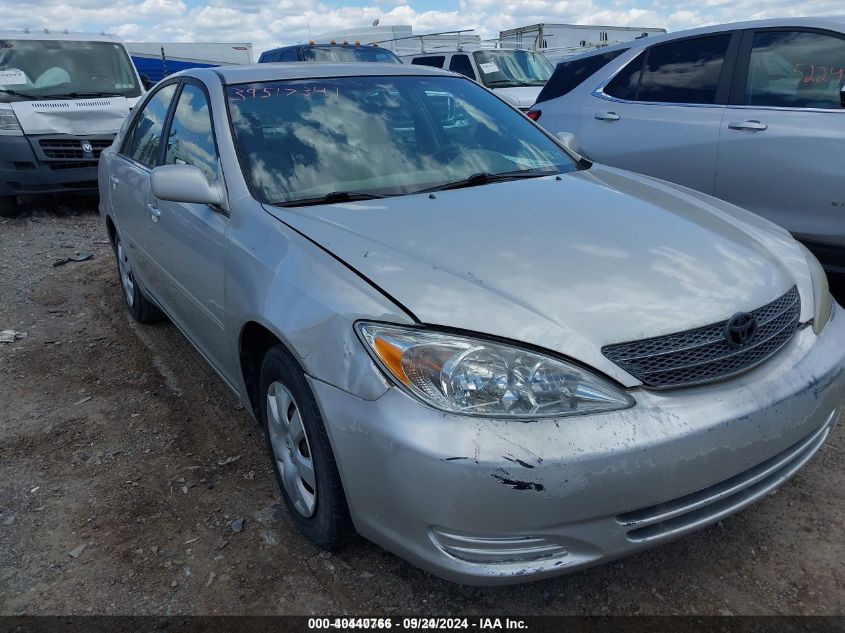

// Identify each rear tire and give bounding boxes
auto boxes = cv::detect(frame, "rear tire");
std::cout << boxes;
[0,196,20,218]
[114,233,163,323]
[260,345,354,549]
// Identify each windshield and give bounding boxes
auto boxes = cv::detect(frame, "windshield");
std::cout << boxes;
[472,50,554,88]
[227,75,576,206]
[303,46,401,64]
[0,39,140,101]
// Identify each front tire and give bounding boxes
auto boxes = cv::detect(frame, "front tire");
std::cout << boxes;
[0,196,20,218]
[114,233,162,323]
[260,345,353,549]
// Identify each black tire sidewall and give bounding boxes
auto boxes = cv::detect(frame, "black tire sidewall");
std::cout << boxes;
[259,345,352,549]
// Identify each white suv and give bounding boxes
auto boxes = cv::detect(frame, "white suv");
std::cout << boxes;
[528,18,845,275]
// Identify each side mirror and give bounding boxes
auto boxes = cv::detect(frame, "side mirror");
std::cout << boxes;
[151,164,222,206]
[841,85,844,108]
[555,131,590,164]
[140,74,153,91]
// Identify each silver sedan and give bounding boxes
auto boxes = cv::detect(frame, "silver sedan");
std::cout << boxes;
[98,62,844,585]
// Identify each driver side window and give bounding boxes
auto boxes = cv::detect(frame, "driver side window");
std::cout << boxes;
[163,83,219,180]
[122,83,177,167]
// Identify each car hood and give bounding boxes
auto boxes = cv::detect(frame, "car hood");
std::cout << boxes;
[10,96,130,135]
[491,86,542,108]
[265,165,814,387]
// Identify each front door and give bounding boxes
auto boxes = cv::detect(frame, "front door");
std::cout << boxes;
[143,81,230,372]
[580,32,737,195]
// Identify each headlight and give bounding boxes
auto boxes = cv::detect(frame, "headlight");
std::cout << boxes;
[0,107,22,134]
[798,243,832,334]
[357,323,634,418]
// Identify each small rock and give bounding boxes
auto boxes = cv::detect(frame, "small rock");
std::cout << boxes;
[206,571,216,587]
[72,451,89,464]
[230,517,245,533]
[73,396,93,406]
[68,544,87,558]
[151,546,159,555]
[217,455,241,466]
[260,530,278,546]
[215,539,229,551]
[359,571,374,579]
[171,580,178,588]
[2,515,16,526]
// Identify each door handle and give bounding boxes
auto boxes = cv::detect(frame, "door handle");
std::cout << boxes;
[147,203,161,223]
[595,111,621,121]
[109,174,119,189]
[728,120,768,131]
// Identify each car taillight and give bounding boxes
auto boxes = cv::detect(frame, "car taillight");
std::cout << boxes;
[526,110,541,121]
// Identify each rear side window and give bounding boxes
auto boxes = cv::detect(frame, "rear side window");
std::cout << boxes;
[605,34,732,104]
[279,50,299,62]
[744,30,845,109]
[535,48,627,104]
[449,54,476,80]
[412,56,445,69]
[122,83,177,167]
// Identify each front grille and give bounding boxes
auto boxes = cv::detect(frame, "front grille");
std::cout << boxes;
[616,411,836,542]
[48,161,98,171]
[602,287,800,389]
[39,138,111,160]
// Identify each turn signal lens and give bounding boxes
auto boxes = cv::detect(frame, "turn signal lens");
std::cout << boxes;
[358,324,634,419]
[526,110,541,121]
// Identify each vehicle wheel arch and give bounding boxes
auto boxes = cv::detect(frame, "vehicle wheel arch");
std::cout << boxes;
[238,319,303,422]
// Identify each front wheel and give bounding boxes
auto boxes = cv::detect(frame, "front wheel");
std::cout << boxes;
[114,234,162,323]
[260,345,353,549]
[0,196,20,218]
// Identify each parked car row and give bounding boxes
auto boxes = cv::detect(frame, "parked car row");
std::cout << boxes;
[528,17,845,275]
[98,59,843,585]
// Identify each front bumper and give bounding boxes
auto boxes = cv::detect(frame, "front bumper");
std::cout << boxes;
[0,134,114,197]
[309,303,845,585]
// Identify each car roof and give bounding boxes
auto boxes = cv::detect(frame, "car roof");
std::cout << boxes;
[211,62,456,84]
[0,29,123,43]
[560,16,845,62]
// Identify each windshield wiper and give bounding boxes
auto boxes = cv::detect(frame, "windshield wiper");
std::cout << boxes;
[416,170,553,194]
[0,88,40,99]
[276,191,387,207]
[485,80,542,87]
[47,92,125,99]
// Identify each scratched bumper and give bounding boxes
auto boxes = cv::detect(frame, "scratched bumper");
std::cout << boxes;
[308,304,845,585]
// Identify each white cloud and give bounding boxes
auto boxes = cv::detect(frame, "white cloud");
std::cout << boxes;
[0,0,841,59]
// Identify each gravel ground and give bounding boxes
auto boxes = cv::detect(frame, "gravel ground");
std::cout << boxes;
[1,202,844,615]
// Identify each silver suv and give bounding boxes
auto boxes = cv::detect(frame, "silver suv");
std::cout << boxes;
[529,18,845,275]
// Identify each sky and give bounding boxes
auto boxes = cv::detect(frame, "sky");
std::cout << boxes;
[1,0,843,58]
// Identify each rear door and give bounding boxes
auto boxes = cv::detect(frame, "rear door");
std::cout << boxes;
[580,32,738,194]
[143,80,230,370]
[109,82,178,291]
[715,28,845,269]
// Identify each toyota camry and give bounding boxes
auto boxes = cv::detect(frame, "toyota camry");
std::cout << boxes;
[98,63,845,585]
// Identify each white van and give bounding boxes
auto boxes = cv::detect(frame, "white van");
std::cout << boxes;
[401,49,554,111]
[0,30,144,215]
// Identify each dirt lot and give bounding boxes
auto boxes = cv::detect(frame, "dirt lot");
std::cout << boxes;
[1,202,844,616]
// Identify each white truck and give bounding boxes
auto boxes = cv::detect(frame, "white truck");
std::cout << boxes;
[0,29,144,215]
[499,23,666,65]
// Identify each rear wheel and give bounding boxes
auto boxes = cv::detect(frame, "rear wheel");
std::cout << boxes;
[260,345,353,549]
[0,196,20,218]
[114,234,162,323]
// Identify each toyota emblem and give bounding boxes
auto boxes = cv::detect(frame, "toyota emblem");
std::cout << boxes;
[724,312,757,348]
[81,142,93,153]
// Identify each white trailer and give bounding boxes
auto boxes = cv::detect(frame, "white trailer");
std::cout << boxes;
[499,23,665,64]
[126,42,253,82]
